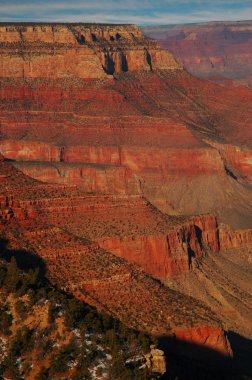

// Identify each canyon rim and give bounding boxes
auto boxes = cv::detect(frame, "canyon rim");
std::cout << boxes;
[0,14,251,380]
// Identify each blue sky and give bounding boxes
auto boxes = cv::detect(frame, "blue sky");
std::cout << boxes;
[0,0,252,25]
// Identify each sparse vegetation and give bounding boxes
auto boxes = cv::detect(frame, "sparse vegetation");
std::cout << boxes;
[0,255,155,379]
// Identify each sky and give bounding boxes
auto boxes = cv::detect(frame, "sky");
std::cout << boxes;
[0,0,252,25]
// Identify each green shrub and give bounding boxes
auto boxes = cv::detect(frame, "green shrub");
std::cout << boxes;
[0,307,13,332]
[10,327,34,357]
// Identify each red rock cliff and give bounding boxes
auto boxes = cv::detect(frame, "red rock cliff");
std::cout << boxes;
[174,326,232,358]
[0,23,181,79]
[219,224,252,251]
[143,21,252,88]
[98,214,220,278]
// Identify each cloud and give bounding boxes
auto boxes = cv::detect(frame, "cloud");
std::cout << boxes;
[1,0,252,25]
[0,0,153,13]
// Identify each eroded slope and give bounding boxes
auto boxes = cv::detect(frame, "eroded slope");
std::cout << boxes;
[143,21,252,88]
[0,157,232,360]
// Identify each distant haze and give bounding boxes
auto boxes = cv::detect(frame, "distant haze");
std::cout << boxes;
[1,0,252,25]
[143,20,252,88]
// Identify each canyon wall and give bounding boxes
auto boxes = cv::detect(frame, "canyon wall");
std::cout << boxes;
[0,23,251,271]
[219,224,252,252]
[1,23,251,365]
[98,215,220,277]
[143,21,252,88]
[204,140,252,182]
[173,326,232,358]
[0,158,233,359]
[2,166,250,281]
[0,23,181,79]
[14,161,141,195]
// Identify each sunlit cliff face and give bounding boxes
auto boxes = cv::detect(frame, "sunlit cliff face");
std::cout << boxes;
[0,24,252,369]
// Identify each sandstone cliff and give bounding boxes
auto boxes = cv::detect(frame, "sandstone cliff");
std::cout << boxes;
[0,158,233,360]
[1,68,252,228]
[0,23,181,79]
[1,156,251,281]
[0,23,251,367]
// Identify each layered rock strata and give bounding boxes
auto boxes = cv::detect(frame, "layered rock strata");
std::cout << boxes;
[143,21,252,88]
[0,159,232,358]
[0,24,251,368]
[0,23,181,79]
[1,158,251,280]
[1,71,252,228]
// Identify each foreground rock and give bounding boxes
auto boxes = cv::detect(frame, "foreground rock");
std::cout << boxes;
[145,345,166,375]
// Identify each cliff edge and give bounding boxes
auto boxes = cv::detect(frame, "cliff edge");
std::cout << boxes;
[0,23,181,79]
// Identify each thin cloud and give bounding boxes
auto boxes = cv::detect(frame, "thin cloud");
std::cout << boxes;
[7,12,252,25]
[1,0,154,13]
[1,0,252,25]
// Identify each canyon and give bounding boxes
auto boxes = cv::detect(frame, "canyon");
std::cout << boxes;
[0,159,233,357]
[143,20,252,88]
[0,23,252,377]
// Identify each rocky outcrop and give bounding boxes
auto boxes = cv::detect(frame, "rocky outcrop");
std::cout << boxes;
[0,158,232,358]
[14,161,141,195]
[173,326,232,358]
[219,224,252,251]
[145,345,166,374]
[0,23,181,79]
[204,140,252,183]
[98,215,220,277]
[143,21,252,88]
[0,140,60,162]
[0,140,226,176]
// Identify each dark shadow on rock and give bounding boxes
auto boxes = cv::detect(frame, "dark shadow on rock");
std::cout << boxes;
[78,34,85,44]
[0,237,47,276]
[195,225,203,248]
[103,54,115,75]
[187,245,195,269]
[227,331,252,376]
[121,52,128,72]
[225,165,238,180]
[159,333,252,380]
[91,33,98,42]
[145,48,153,70]
[3,158,16,162]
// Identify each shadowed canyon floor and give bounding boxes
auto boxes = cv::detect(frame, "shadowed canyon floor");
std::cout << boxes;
[0,23,252,377]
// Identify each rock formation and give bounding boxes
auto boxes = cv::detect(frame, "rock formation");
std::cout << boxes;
[0,23,181,79]
[0,23,251,264]
[143,20,252,88]
[0,23,251,369]
[145,345,166,374]
[0,158,233,360]
[1,24,251,228]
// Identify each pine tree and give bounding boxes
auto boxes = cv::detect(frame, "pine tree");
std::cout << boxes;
[5,256,19,293]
